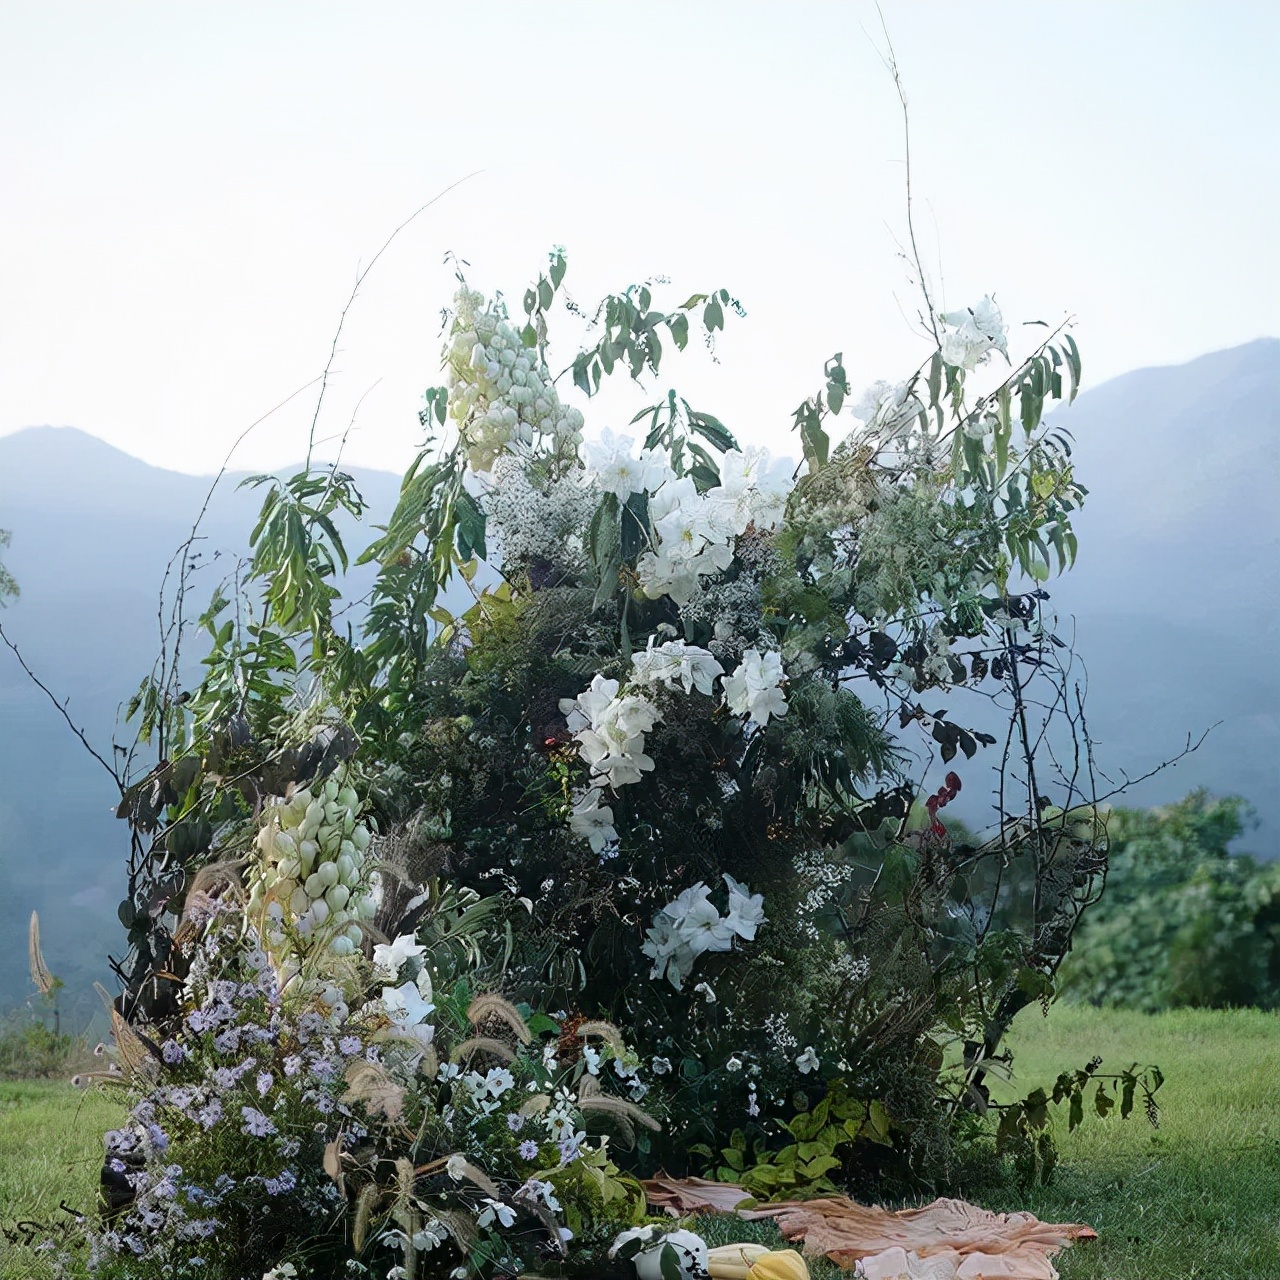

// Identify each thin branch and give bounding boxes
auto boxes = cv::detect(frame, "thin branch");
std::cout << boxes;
[0,621,122,792]
[875,5,941,345]
[304,171,484,469]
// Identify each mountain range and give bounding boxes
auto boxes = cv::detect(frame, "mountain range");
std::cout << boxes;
[1,337,1276,1020]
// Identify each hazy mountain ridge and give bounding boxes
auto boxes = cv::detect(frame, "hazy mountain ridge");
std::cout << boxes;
[1,338,1276,1017]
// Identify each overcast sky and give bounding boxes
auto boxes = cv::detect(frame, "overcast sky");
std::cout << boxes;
[2,1,1276,477]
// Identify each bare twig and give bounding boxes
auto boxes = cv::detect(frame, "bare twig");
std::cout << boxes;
[304,172,483,469]
[0,620,122,791]
[874,6,941,345]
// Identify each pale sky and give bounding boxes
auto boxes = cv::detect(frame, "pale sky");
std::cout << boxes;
[2,1,1277,477]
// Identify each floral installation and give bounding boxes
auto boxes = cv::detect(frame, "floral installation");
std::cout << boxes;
[90,247,1111,1278]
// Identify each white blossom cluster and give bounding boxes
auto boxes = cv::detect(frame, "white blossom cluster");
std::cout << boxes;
[641,875,766,990]
[445,287,585,472]
[247,774,375,963]
[850,379,924,444]
[483,454,599,567]
[722,648,789,726]
[562,639,789,852]
[635,448,793,605]
[560,639,722,852]
[583,433,792,606]
[938,296,1009,371]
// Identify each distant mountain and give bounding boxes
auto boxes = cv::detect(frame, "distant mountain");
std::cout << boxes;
[0,339,1276,1017]
[1042,339,1279,842]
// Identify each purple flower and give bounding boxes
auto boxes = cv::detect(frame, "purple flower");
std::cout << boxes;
[338,1036,362,1056]
[145,1123,169,1153]
[262,1169,297,1195]
[196,1099,223,1130]
[256,1071,274,1097]
[185,1009,212,1034]
[240,1106,276,1137]
[296,1011,323,1042]
[506,1112,526,1133]
[211,980,238,1005]
[557,1134,583,1163]
[518,1139,539,1160]
[279,1137,301,1158]
[212,1026,241,1055]
[283,1054,304,1077]
[211,1067,238,1092]
[308,1056,337,1083]
[161,1039,186,1065]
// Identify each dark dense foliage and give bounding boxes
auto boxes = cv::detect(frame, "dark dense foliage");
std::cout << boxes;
[1061,792,1280,1012]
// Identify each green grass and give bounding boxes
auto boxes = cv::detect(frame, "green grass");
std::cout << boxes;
[0,1080,127,1279]
[982,1004,1279,1279]
[0,1008,1275,1278]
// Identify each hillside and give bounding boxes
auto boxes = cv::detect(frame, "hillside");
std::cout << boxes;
[0,338,1276,1017]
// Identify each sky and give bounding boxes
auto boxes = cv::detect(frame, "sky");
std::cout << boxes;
[1,1,1277,477]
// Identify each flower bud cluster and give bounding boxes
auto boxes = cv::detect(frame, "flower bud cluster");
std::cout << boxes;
[248,774,375,959]
[445,287,584,471]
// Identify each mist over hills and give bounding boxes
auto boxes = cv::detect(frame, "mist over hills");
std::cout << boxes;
[1,338,1276,1019]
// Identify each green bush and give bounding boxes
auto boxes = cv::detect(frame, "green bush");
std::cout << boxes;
[0,1012,74,1079]
[1060,792,1280,1011]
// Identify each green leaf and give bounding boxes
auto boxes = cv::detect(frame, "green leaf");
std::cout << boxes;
[659,1244,682,1280]
[620,491,650,562]
[704,297,724,332]
[688,411,737,453]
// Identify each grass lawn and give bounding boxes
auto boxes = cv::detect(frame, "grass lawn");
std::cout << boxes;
[983,1003,1279,1280]
[0,1007,1275,1278]
[0,1079,127,1280]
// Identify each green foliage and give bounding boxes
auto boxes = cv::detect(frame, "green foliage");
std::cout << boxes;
[0,1014,74,1081]
[693,1081,895,1200]
[1060,792,1280,1011]
[992,1057,1163,1189]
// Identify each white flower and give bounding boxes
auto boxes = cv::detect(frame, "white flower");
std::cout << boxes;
[723,648,789,726]
[569,790,617,852]
[372,933,426,978]
[795,1045,820,1075]
[722,874,767,941]
[476,1198,517,1229]
[588,430,673,499]
[381,981,434,1028]
[630,636,724,696]
[712,447,794,533]
[939,295,1008,370]
[651,1056,672,1075]
[641,913,697,990]
[445,1153,467,1182]
[583,1045,602,1075]
[664,884,734,958]
[726,1056,743,1072]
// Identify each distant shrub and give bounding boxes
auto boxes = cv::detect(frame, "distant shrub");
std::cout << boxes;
[1060,792,1280,1011]
[0,1010,75,1079]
